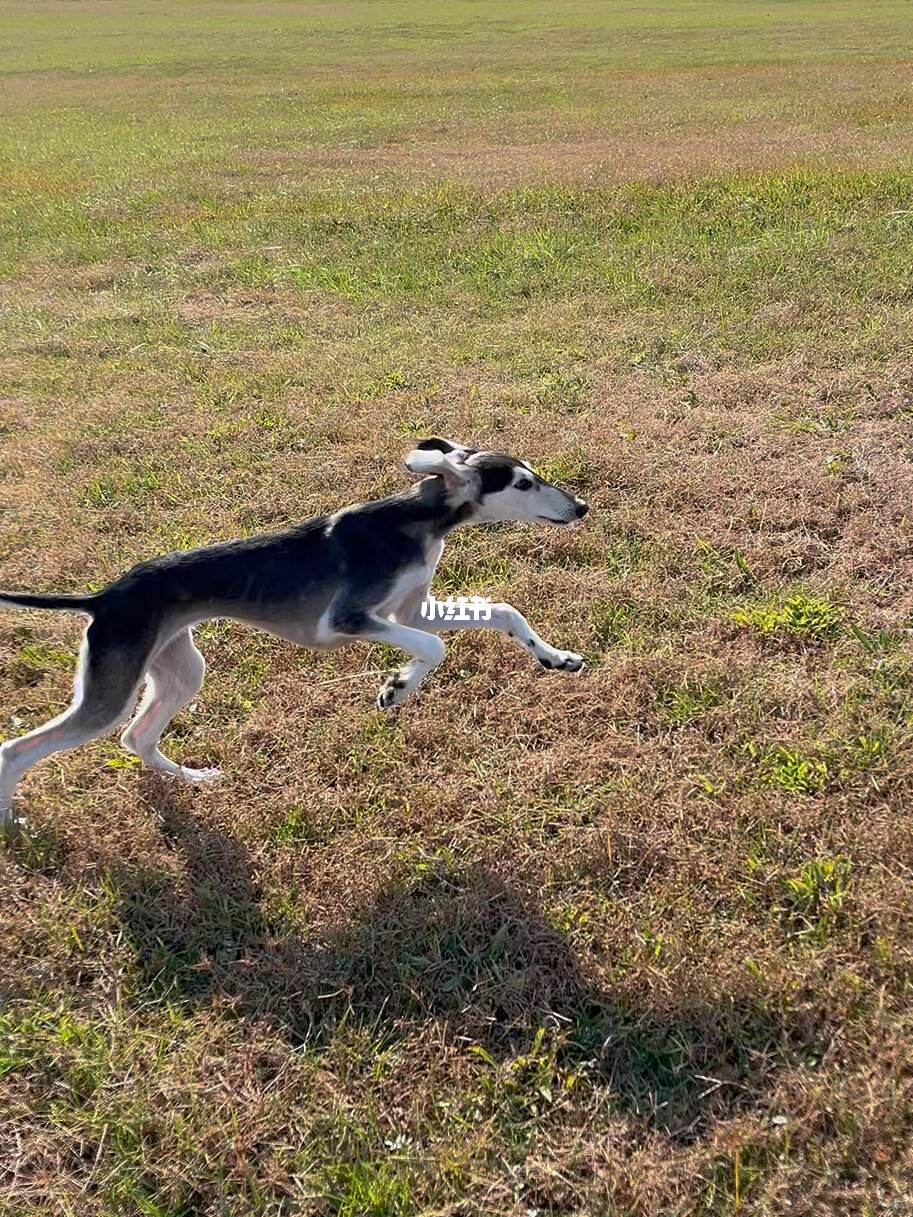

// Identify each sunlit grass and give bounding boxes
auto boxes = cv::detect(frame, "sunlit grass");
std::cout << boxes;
[3,1,913,1214]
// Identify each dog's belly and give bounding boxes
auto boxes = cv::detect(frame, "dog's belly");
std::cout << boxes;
[156,595,338,652]
[241,613,336,649]
[223,599,339,650]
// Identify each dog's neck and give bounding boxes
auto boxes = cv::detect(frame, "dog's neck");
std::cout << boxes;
[403,476,477,537]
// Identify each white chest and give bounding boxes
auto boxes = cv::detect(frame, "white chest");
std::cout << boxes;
[381,540,444,619]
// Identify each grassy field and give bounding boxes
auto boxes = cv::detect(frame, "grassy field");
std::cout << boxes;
[3,1,913,1213]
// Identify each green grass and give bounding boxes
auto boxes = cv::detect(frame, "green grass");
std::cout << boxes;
[3,1,913,1214]
[733,593,844,642]
[779,856,853,944]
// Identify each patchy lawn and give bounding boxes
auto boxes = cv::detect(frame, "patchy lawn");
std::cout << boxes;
[2,2,913,1213]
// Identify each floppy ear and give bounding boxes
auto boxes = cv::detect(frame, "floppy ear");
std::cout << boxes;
[405,445,476,490]
[412,437,474,456]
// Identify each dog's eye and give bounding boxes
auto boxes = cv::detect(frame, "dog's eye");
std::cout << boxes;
[515,477,533,491]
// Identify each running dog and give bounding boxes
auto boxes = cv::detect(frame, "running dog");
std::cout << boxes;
[0,438,588,822]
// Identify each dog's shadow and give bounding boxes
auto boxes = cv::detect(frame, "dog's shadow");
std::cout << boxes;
[116,785,590,1039]
[98,784,811,1140]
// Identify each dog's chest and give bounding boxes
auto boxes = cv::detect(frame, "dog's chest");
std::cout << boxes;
[380,540,443,613]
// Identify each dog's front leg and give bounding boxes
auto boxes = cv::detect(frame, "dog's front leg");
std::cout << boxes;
[334,610,447,709]
[413,600,585,673]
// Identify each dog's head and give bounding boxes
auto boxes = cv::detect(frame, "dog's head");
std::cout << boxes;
[405,437,589,527]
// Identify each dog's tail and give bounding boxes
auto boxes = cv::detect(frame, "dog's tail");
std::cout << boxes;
[0,590,99,615]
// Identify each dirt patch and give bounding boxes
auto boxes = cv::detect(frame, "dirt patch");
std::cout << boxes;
[258,125,912,188]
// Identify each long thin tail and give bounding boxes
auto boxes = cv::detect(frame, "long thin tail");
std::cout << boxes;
[0,590,99,615]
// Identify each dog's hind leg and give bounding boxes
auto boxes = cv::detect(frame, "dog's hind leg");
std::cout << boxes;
[121,628,219,783]
[0,620,151,823]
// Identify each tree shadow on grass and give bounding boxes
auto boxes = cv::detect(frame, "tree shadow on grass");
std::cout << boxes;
[103,783,820,1141]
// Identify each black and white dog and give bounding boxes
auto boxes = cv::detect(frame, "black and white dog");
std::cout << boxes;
[0,439,588,822]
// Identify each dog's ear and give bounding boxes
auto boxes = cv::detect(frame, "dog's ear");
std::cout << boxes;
[405,444,477,490]
[413,437,475,456]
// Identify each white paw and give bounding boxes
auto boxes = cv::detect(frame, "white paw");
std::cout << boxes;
[179,765,223,784]
[377,675,410,710]
[537,648,586,674]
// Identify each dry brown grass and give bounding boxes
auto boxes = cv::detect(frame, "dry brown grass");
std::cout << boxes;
[277,57,913,188]
[3,344,913,1213]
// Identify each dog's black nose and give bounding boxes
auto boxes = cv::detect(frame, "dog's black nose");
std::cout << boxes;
[574,499,589,518]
